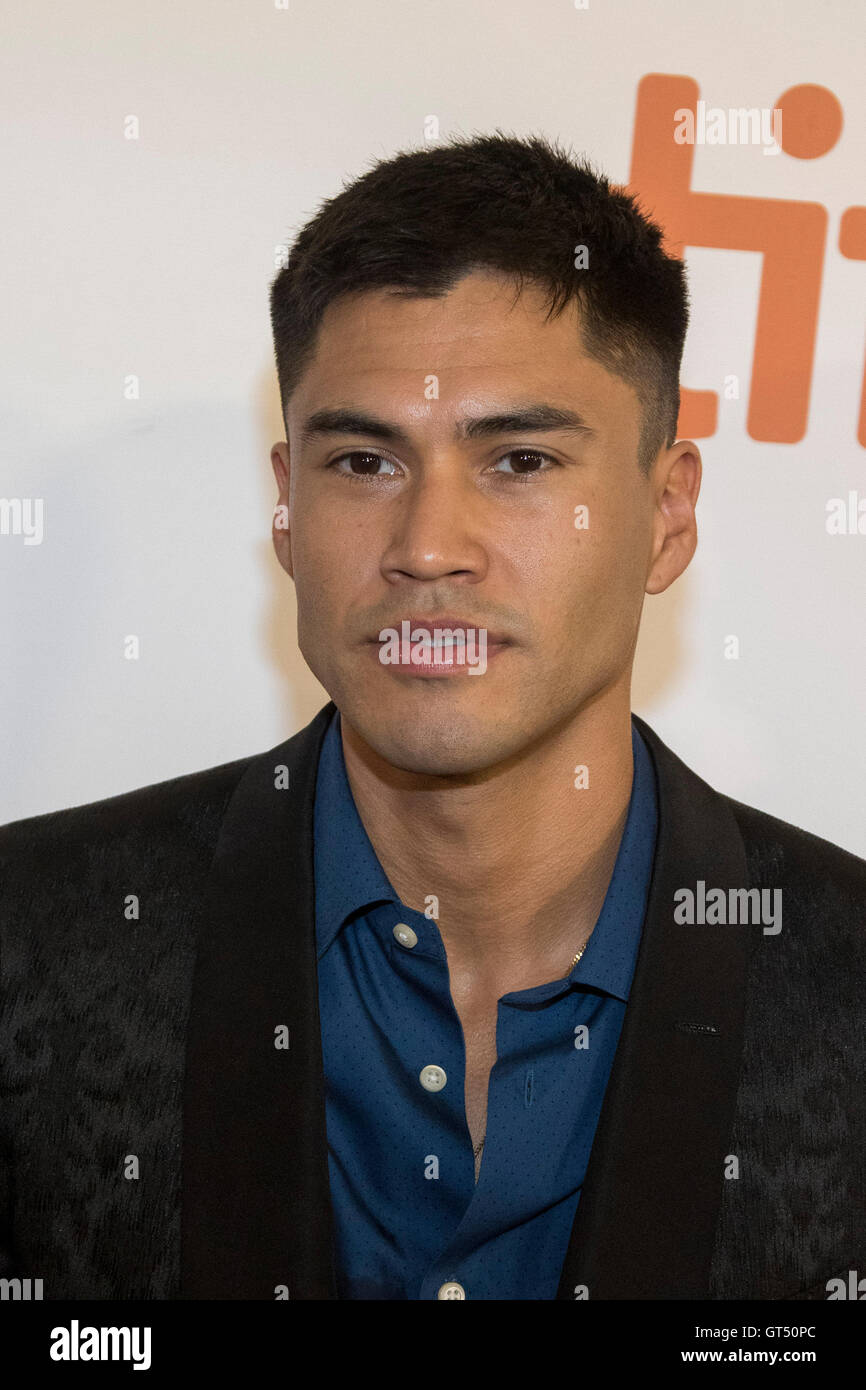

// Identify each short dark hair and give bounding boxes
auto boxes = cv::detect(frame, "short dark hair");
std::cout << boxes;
[269,131,689,473]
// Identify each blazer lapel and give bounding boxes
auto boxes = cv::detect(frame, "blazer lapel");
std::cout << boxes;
[556,714,753,1298]
[181,700,338,1299]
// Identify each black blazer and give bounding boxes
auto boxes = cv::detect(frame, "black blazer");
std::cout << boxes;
[0,701,863,1300]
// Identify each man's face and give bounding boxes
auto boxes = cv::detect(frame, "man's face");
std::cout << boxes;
[273,269,695,776]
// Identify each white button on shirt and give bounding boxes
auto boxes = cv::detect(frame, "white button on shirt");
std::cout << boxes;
[420,1064,447,1091]
[393,923,418,948]
[438,1281,466,1299]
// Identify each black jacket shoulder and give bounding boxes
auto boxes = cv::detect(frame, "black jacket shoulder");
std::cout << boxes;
[0,753,254,871]
[723,789,866,916]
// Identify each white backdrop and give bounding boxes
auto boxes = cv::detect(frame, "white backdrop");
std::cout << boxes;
[2,0,864,855]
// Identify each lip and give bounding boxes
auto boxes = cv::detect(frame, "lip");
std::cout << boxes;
[363,637,509,677]
[367,616,511,645]
[364,622,511,681]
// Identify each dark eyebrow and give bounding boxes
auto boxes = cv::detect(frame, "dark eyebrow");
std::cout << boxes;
[297,403,596,447]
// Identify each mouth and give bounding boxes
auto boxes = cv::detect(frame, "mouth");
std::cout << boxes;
[363,617,511,678]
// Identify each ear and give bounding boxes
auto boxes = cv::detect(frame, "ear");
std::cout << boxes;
[645,440,702,596]
[270,441,293,578]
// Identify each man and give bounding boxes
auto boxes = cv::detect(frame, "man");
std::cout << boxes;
[1,134,863,1301]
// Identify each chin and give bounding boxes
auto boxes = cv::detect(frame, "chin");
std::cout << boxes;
[349,700,523,779]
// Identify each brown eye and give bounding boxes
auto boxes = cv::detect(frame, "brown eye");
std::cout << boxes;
[329,452,398,478]
[493,450,556,476]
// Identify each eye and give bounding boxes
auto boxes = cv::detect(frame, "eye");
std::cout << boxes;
[324,448,558,483]
[491,449,557,479]
[327,451,400,480]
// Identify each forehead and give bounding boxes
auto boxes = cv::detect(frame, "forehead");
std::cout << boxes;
[287,269,640,443]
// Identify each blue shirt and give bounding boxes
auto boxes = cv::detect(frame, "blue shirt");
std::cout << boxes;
[313,710,658,1300]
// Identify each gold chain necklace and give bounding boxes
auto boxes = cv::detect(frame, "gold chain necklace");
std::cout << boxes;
[472,940,587,1161]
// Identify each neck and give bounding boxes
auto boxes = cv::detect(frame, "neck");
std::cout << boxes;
[338,685,635,996]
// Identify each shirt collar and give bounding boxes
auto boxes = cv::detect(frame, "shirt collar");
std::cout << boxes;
[313,709,658,1001]
[313,708,396,958]
[569,721,657,1001]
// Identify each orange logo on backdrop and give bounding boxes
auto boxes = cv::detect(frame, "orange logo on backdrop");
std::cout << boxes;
[627,75,865,447]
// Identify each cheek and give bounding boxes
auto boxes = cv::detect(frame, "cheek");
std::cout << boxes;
[295,568,343,629]
[583,488,648,580]
[293,488,381,576]
[541,500,646,632]
[290,510,347,590]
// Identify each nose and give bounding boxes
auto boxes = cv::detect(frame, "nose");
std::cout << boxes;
[379,460,489,584]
